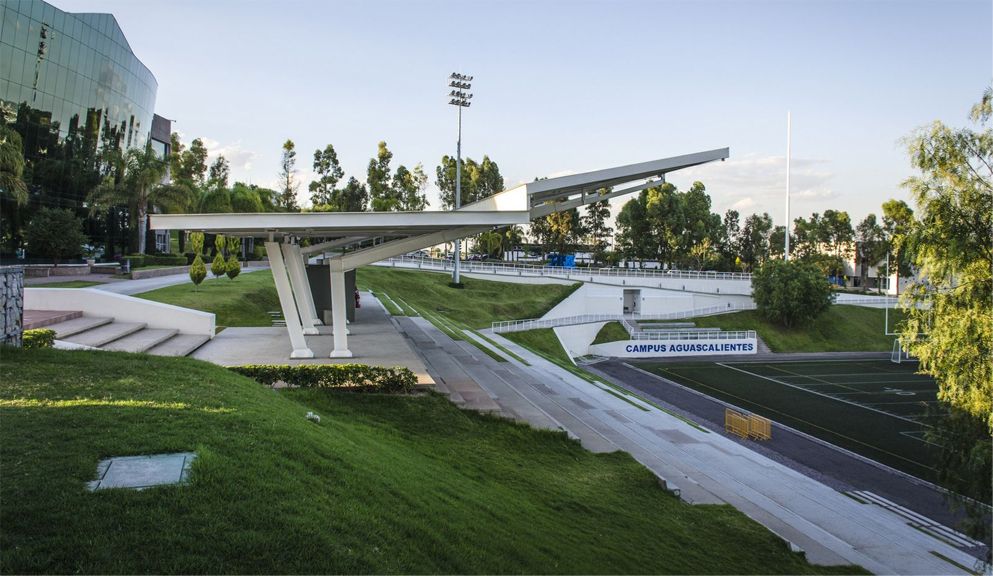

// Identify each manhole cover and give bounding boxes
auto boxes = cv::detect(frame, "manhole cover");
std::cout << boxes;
[87,452,196,491]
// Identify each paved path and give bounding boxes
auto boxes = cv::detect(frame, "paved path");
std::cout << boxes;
[392,316,979,574]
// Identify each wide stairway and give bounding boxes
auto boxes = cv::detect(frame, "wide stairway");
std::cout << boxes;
[23,310,210,357]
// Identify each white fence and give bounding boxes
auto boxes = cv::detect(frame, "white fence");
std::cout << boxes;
[376,256,753,281]
[630,329,756,341]
[491,302,757,333]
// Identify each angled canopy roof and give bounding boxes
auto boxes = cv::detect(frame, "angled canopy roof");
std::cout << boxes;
[149,147,729,267]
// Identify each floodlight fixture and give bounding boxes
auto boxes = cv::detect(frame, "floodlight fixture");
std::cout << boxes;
[446,71,474,284]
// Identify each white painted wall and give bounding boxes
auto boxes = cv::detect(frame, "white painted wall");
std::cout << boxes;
[25,288,215,336]
[554,321,606,358]
[543,283,753,320]
[590,337,757,358]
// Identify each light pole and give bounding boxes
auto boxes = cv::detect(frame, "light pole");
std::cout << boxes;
[448,72,472,285]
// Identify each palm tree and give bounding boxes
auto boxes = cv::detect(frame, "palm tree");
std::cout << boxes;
[88,143,186,254]
[0,124,29,206]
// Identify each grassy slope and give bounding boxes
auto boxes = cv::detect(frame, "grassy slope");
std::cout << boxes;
[0,348,857,574]
[136,270,279,328]
[356,267,580,329]
[592,321,631,344]
[692,305,903,352]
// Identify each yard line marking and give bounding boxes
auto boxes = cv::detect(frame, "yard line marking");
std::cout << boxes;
[715,363,925,426]
[763,364,867,393]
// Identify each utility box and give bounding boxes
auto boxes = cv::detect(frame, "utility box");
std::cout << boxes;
[306,265,355,323]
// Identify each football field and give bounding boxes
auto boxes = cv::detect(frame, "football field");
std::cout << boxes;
[641,359,941,481]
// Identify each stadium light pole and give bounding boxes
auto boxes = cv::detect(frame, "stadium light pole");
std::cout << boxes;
[448,72,472,285]
[784,111,792,261]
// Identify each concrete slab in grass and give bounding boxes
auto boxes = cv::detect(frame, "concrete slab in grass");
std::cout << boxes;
[88,452,196,491]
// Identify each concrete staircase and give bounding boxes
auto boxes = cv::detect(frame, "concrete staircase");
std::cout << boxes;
[36,312,210,357]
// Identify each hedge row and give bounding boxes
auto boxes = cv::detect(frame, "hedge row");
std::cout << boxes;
[230,364,417,393]
[23,329,55,349]
[124,254,189,268]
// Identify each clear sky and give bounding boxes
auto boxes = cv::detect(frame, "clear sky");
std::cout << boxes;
[56,0,991,226]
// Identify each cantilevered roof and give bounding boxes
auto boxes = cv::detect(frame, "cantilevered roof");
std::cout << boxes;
[150,209,528,239]
[149,147,728,267]
[523,148,729,207]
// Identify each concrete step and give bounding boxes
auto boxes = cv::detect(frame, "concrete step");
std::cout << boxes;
[146,334,212,357]
[62,322,146,348]
[47,316,113,339]
[23,310,82,330]
[102,328,179,353]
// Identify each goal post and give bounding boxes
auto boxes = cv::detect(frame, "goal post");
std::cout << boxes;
[891,338,910,363]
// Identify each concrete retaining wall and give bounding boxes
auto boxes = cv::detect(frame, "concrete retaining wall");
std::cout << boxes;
[24,288,215,336]
[1,266,24,346]
[130,266,190,280]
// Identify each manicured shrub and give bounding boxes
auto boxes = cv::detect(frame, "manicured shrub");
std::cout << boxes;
[226,255,241,280]
[211,252,227,278]
[146,254,188,266]
[190,232,205,256]
[22,329,55,349]
[189,254,207,288]
[125,254,146,268]
[230,364,417,393]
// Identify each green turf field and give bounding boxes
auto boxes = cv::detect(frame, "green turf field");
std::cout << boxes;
[640,359,941,482]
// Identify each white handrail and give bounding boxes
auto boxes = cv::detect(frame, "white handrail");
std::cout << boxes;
[376,255,754,282]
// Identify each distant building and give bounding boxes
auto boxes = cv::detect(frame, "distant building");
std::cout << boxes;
[0,0,172,255]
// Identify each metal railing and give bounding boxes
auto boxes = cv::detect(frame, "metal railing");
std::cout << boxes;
[491,302,757,333]
[629,329,756,341]
[376,255,753,282]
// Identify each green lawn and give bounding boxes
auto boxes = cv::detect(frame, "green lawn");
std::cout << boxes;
[32,280,104,288]
[0,348,859,574]
[592,321,631,344]
[136,269,279,327]
[691,305,904,352]
[356,267,579,329]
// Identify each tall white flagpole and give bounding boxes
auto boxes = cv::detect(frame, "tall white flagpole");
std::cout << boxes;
[785,111,792,261]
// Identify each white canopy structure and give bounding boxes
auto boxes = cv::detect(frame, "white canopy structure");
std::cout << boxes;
[150,147,728,359]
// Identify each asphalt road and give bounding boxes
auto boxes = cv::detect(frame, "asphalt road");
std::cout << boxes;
[589,358,979,542]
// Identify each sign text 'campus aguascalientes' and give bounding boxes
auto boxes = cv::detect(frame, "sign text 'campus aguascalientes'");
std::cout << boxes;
[589,338,758,358]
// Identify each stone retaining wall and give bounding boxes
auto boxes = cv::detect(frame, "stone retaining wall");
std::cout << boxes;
[1,266,24,346]
[130,265,190,280]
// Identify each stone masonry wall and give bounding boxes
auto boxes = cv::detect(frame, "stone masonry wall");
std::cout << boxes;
[1,266,24,347]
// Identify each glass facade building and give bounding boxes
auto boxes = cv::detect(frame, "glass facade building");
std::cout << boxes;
[0,0,158,156]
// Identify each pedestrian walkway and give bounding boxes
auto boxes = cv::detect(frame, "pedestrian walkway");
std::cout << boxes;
[392,313,978,574]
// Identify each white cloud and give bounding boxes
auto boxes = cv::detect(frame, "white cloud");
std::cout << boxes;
[201,137,258,173]
[674,153,838,217]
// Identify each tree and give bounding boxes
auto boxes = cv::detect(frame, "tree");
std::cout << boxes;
[225,235,241,280]
[0,124,28,206]
[211,234,227,277]
[899,87,993,545]
[308,144,344,206]
[854,214,886,291]
[881,198,915,290]
[392,163,429,211]
[752,259,834,328]
[230,182,265,213]
[367,141,397,211]
[332,177,368,212]
[718,209,741,267]
[901,87,992,430]
[615,191,653,264]
[739,213,774,271]
[25,207,87,265]
[820,209,854,278]
[436,154,503,209]
[188,232,206,289]
[207,155,230,191]
[582,189,612,265]
[277,139,299,211]
[87,143,182,254]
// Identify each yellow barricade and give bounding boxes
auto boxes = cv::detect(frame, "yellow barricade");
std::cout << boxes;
[724,409,750,439]
[748,414,772,440]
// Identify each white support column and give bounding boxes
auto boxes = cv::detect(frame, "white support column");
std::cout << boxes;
[265,241,314,358]
[328,258,352,358]
[282,243,321,334]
